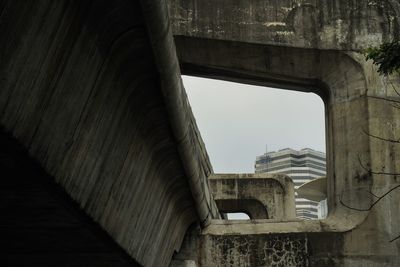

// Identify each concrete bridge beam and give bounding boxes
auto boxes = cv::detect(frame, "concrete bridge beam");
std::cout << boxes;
[0,0,218,266]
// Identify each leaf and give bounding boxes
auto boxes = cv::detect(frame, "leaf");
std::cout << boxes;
[364,41,400,76]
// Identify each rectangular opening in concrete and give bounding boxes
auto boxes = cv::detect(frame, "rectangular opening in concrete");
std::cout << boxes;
[182,75,327,220]
[226,213,250,220]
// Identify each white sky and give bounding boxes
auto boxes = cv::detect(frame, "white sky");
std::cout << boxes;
[182,75,326,174]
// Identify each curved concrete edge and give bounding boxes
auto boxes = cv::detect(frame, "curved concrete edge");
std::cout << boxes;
[209,173,296,220]
[139,0,220,226]
[207,173,368,235]
[202,214,367,236]
[173,36,382,233]
[203,219,324,235]
[297,177,327,202]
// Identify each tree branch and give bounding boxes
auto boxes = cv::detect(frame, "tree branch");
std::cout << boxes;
[390,234,400,243]
[339,192,371,211]
[358,155,400,176]
[367,95,400,104]
[389,79,400,98]
[389,103,400,110]
[340,184,400,212]
[362,128,400,144]
[366,190,380,198]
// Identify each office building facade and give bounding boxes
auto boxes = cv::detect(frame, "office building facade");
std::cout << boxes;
[255,148,326,219]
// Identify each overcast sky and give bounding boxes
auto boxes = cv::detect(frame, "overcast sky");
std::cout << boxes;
[182,75,326,174]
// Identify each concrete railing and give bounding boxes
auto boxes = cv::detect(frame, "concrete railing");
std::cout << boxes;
[209,173,296,220]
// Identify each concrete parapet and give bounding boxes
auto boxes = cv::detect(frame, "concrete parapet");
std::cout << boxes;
[209,174,296,220]
[174,217,400,266]
[200,232,310,266]
[199,220,398,266]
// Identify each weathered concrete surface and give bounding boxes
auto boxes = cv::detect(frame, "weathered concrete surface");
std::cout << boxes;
[176,217,400,266]
[141,0,221,228]
[2,0,400,265]
[200,220,400,266]
[173,41,400,265]
[169,0,400,50]
[172,220,347,266]
[200,233,310,266]
[169,0,400,265]
[0,0,218,266]
[0,128,140,266]
[170,224,202,267]
[209,174,296,220]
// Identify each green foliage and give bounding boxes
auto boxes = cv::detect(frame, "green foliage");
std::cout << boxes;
[365,41,400,76]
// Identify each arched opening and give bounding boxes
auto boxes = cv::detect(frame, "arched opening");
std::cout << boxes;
[215,199,269,220]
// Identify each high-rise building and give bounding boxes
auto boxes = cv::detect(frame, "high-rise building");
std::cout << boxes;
[255,148,326,220]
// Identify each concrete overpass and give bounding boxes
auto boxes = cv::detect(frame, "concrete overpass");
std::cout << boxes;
[1,0,400,266]
[0,1,219,266]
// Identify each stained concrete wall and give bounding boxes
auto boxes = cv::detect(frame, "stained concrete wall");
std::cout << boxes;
[0,0,218,266]
[169,0,400,50]
[209,174,296,220]
[200,232,310,266]
[199,222,347,266]
[169,0,400,265]
[173,40,400,266]
[2,0,400,265]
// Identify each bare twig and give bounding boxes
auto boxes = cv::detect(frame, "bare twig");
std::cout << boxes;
[362,128,400,144]
[365,190,380,198]
[339,193,372,211]
[389,80,400,98]
[390,234,400,242]
[367,95,400,104]
[389,103,400,110]
[366,80,400,110]
[358,155,400,176]
[340,184,400,212]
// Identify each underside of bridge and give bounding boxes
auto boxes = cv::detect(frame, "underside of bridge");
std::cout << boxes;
[0,128,141,266]
[1,0,400,266]
[0,1,219,266]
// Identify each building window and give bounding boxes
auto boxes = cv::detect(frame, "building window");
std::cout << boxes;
[255,148,327,219]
